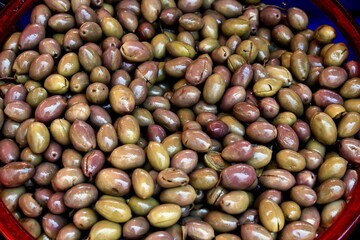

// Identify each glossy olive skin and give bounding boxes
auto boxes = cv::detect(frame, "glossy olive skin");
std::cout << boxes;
[27,122,50,154]
[51,167,85,192]
[310,112,337,145]
[253,79,282,97]
[95,196,132,223]
[221,164,257,190]
[259,169,296,191]
[221,140,253,162]
[87,220,121,240]
[132,168,155,199]
[241,223,273,240]
[123,216,150,239]
[42,213,67,239]
[279,221,316,240]
[0,162,35,187]
[157,168,189,188]
[290,185,317,207]
[316,178,346,204]
[108,144,146,170]
[73,208,98,231]
[147,203,181,228]
[181,129,212,153]
[0,139,20,164]
[339,138,360,165]
[29,53,54,81]
[184,220,215,240]
[246,122,277,144]
[276,149,306,172]
[1,0,360,238]
[18,24,46,50]
[69,120,96,152]
[35,95,67,123]
[257,199,283,232]
[64,183,98,209]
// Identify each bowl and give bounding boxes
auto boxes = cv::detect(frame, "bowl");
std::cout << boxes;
[0,0,359,239]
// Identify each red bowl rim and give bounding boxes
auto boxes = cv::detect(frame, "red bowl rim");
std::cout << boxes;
[0,0,359,239]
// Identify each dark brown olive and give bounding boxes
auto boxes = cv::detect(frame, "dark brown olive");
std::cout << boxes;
[339,138,360,165]
[233,102,260,123]
[89,105,112,129]
[39,38,61,59]
[0,139,20,164]
[4,84,26,105]
[35,95,67,123]
[69,119,96,152]
[123,216,150,239]
[260,6,281,27]
[81,149,105,179]
[64,29,84,52]
[344,60,360,78]
[0,162,35,187]
[0,1,359,239]
[30,4,52,26]
[42,213,67,239]
[47,192,67,215]
[246,122,277,144]
[33,162,59,186]
[18,24,46,50]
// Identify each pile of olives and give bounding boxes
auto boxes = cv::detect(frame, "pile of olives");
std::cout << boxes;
[0,0,359,239]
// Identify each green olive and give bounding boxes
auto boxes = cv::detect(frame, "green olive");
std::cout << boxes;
[201,14,218,39]
[314,24,336,44]
[159,184,197,206]
[26,87,48,108]
[277,88,304,117]
[337,112,360,138]
[235,40,258,63]
[272,112,297,126]
[109,85,135,115]
[162,132,183,157]
[151,33,170,59]
[246,145,272,169]
[317,156,347,183]
[265,65,293,87]
[95,198,132,223]
[253,78,283,97]
[323,42,349,66]
[146,141,170,171]
[166,41,196,58]
[117,115,140,144]
[43,74,69,94]
[220,190,252,215]
[280,201,301,222]
[100,17,124,39]
[132,168,155,199]
[27,122,50,154]
[147,203,181,228]
[78,45,102,72]
[87,220,122,240]
[339,78,360,98]
[290,49,310,81]
[57,52,80,77]
[50,118,71,146]
[310,112,337,145]
[127,196,159,216]
[202,73,226,104]
[221,18,250,37]
[320,200,346,228]
[259,199,285,232]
